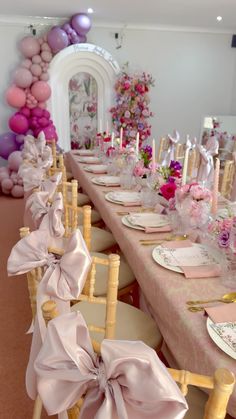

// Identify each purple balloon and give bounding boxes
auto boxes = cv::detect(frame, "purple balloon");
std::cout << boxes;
[47,26,69,53]
[62,23,72,34]
[15,134,25,145]
[71,13,91,36]
[0,132,18,160]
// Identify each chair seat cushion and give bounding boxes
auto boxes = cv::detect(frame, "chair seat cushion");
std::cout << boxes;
[78,226,116,252]
[184,386,231,418]
[71,300,162,349]
[77,192,91,206]
[90,252,135,295]
[77,209,101,225]
[66,171,74,181]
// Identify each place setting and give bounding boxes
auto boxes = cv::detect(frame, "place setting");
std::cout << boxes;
[121,212,171,233]
[105,190,142,206]
[72,149,95,156]
[91,175,121,187]
[83,164,108,174]
[75,156,102,164]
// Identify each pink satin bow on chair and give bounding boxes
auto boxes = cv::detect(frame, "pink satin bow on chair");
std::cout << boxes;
[7,229,92,399]
[26,191,65,237]
[35,311,188,419]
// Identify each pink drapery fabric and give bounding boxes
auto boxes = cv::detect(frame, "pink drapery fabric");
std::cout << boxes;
[25,191,65,237]
[35,311,188,419]
[231,151,236,201]
[7,229,92,399]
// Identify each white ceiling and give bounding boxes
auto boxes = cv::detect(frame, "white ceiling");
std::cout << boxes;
[0,0,236,32]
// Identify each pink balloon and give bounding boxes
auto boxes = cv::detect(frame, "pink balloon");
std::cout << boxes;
[9,113,29,134]
[31,107,43,117]
[38,117,48,127]
[14,67,33,88]
[21,59,32,69]
[41,42,51,51]
[31,81,51,102]
[43,110,50,118]
[71,13,91,35]
[42,124,57,140]
[0,172,9,182]
[30,63,42,76]
[2,178,13,190]
[32,54,42,64]
[20,106,31,118]
[11,184,24,198]
[32,76,39,83]
[5,85,26,108]
[8,151,23,171]
[40,72,49,82]
[38,102,46,109]
[2,186,11,195]
[38,37,43,45]
[41,50,52,63]
[19,36,40,58]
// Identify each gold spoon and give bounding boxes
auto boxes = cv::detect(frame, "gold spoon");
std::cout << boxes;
[140,235,187,244]
[186,292,236,306]
[188,300,236,313]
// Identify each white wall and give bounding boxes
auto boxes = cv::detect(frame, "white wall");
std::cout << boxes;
[0,17,235,151]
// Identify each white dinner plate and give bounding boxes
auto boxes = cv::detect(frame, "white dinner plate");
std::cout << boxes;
[152,243,222,274]
[127,213,169,228]
[105,191,141,206]
[73,149,95,156]
[83,164,108,173]
[91,176,121,186]
[121,216,144,231]
[207,317,236,360]
[76,156,101,164]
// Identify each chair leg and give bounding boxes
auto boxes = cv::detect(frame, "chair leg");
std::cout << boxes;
[32,395,43,419]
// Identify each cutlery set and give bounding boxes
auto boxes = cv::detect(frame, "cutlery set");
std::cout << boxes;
[186,292,236,312]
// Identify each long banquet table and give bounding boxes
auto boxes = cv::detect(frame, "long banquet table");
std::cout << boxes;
[68,151,236,417]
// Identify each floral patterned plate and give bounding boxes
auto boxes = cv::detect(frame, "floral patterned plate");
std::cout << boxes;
[73,150,95,156]
[207,317,236,360]
[76,156,101,164]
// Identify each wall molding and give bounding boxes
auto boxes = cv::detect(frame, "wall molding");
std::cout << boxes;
[0,14,233,35]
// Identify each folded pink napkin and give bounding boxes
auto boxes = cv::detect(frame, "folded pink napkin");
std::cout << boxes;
[205,303,236,323]
[153,203,166,214]
[145,225,172,234]
[122,201,141,207]
[161,240,221,278]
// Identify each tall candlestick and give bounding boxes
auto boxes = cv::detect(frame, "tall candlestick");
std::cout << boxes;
[136,132,140,156]
[181,146,190,186]
[111,132,115,147]
[99,118,102,133]
[106,121,109,136]
[152,138,156,173]
[211,157,220,216]
[120,127,123,150]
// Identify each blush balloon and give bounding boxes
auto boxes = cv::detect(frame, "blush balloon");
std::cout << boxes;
[31,81,51,102]
[11,184,24,198]
[14,67,33,88]
[15,134,25,145]
[41,50,52,63]
[30,63,42,76]
[8,150,23,172]
[32,55,42,64]
[21,59,32,69]
[2,178,14,190]
[19,36,40,58]
[5,85,26,108]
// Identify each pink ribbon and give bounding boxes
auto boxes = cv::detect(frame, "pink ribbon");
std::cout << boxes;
[7,230,92,399]
[35,311,188,419]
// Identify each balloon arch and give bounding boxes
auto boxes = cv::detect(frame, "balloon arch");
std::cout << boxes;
[0,13,92,197]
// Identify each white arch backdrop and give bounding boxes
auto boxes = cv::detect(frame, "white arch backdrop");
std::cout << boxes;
[48,43,120,151]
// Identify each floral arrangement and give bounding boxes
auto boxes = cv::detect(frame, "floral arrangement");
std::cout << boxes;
[175,183,212,228]
[208,218,233,248]
[155,160,182,201]
[140,145,153,167]
[133,160,149,178]
[110,67,154,146]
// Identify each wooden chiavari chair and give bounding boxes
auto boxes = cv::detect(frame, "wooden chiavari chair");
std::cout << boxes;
[39,301,235,419]
[220,160,235,199]
[187,148,201,181]
[174,143,185,165]
[157,137,169,163]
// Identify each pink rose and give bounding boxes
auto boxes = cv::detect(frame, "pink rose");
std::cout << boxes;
[160,182,177,200]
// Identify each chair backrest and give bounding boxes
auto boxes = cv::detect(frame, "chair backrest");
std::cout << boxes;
[187,148,200,180]
[220,160,235,198]
[174,143,185,163]
[40,300,235,419]
[47,138,57,169]
[168,367,235,419]
[157,137,169,163]
[48,149,67,182]
[61,179,92,249]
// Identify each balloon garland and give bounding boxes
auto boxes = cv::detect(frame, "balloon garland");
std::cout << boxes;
[0,13,92,198]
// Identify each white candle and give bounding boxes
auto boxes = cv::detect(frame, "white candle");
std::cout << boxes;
[99,118,102,133]
[120,127,123,150]
[152,138,156,173]
[106,120,109,136]
[111,132,115,147]
[136,132,140,156]
[211,157,220,216]
[181,146,190,186]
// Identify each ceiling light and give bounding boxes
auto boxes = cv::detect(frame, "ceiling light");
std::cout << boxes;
[87,8,94,14]
[216,16,222,22]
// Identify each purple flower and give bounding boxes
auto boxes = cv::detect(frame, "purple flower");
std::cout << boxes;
[167,176,176,183]
[169,160,182,171]
[218,230,230,248]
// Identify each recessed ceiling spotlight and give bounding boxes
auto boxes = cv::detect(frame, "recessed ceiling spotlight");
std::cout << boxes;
[87,8,94,14]
[216,16,222,22]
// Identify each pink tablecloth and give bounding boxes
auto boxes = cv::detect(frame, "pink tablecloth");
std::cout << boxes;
[68,151,236,417]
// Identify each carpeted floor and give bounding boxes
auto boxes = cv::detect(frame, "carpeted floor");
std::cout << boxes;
[0,195,55,418]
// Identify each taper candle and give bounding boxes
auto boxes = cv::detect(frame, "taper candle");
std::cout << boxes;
[99,118,102,133]
[120,127,123,150]
[181,146,190,186]
[136,132,140,156]
[111,132,115,147]
[152,138,156,173]
[106,121,109,136]
[211,157,220,216]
